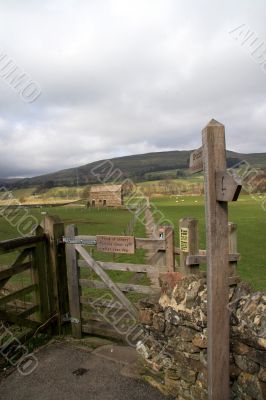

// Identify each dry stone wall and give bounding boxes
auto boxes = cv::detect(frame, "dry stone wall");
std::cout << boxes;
[137,275,266,400]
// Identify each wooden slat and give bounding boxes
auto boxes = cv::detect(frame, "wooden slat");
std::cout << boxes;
[79,278,159,295]
[31,225,51,323]
[135,238,165,251]
[82,321,125,341]
[186,253,240,265]
[19,304,39,318]
[81,309,135,324]
[164,226,175,272]
[75,245,138,318]
[0,235,45,254]
[0,262,31,282]
[65,224,82,338]
[0,249,32,290]
[0,309,40,329]
[45,215,69,330]
[0,284,37,306]
[229,223,238,276]
[82,314,105,323]
[79,259,164,287]
[4,299,34,309]
[76,235,96,241]
[10,248,31,267]
[148,250,165,266]
[80,297,128,311]
[79,259,166,274]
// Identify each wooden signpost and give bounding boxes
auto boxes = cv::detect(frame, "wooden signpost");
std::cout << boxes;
[190,119,242,400]
[189,146,203,173]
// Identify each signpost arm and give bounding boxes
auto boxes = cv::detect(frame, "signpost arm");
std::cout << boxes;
[202,119,230,400]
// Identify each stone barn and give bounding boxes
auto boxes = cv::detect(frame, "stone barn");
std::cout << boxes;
[87,184,124,208]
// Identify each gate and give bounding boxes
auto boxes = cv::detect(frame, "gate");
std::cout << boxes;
[64,224,174,342]
[0,225,53,346]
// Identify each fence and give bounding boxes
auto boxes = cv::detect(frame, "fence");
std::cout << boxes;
[0,214,240,340]
[178,217,240,282]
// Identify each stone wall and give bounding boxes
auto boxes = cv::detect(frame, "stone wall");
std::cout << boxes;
[137,275,266,400]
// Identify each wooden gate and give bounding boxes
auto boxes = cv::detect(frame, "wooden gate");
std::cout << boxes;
[0,225,52,343]
[64,224,173,342]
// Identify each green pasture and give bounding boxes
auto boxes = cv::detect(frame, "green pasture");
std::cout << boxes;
[137,175,204,187]
[0,206,135,264]
[1,192,264,304]
[151,194,266,291]
[0,206,148,304]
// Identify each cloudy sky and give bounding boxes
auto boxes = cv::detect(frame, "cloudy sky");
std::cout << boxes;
[0,0,265,178]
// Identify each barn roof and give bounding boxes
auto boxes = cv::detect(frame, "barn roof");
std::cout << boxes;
[90,184,123,193]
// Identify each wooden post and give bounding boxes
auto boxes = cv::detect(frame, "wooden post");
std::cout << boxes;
[32,225,51,322]
[202,119,229,400]
[179,217,199,275]
[164,226,175,272]
[43,215,69,330]
[228,222,238,276]
[65,224,82,338]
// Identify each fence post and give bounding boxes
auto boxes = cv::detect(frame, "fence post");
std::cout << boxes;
[179,217,199,274]
[65,224,82,338]
[202,119,229,400]
[32,225,51,323]
[43,215,69,330]
[164,226,175,272]
[228,222,238,276]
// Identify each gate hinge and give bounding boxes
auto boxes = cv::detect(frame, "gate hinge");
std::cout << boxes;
[58,236,97,246]
[62,313,80,324]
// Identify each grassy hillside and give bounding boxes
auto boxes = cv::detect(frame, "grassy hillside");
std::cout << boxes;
[3,149,265,189]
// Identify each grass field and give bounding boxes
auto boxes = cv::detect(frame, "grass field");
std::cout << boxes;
[0,193,265,297]
[0,205,148,304]
[151,194,266,291]
[7,177,204,204]
[137,176,204,196]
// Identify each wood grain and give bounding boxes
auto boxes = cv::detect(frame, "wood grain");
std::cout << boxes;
[202,119,230,400]
[65,224,82,338]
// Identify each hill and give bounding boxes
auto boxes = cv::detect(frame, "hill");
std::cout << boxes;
[2,149,266,189]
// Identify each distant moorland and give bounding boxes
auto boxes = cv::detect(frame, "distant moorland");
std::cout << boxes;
[1,149,266,190]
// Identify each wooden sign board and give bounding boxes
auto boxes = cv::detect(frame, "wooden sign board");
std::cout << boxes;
[180,227,189,252]
[216,171,242,202]
[189,147,203,173]
[96,235,135,254]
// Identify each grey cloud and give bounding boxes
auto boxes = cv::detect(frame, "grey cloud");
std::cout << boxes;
[0,0,265,178]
